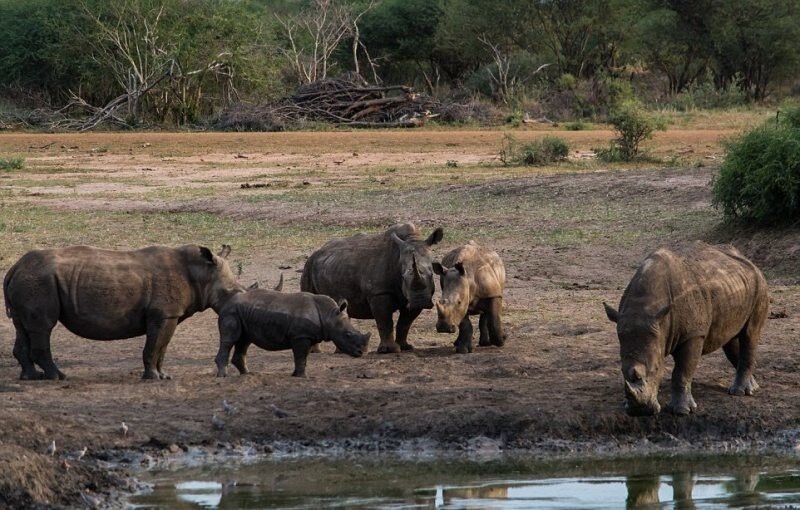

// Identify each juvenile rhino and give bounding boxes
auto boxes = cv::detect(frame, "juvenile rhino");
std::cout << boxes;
[433,242,506,353]
[214,290,370,377]
[3,244,245,380]
[301,223,443,353]
[603,242,768,416]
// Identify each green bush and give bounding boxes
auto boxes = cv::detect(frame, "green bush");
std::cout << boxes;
[597,101,666,161]
[500,135,569,166]
[564,120,587,131]
[712,107,800,225]
[0,156,24,170]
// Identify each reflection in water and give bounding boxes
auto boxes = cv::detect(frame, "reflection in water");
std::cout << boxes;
[133,459,800,509]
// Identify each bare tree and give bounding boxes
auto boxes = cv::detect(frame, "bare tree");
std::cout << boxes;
[83,0,171,121]
[277,0,375,85]
[479,35,550,105]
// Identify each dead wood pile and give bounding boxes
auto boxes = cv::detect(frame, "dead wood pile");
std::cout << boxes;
[218,74,437,130]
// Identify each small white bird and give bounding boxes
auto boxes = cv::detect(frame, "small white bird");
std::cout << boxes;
[76,447,87,461]
[211,413,226,430]
[269,404,289,419]
[46,440,56,457]
[120,422,129,437]
[222,399,237,415]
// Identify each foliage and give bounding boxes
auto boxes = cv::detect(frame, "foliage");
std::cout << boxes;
[0,157,25,171]
[713,107,800,224]
[500,135,569,166]
[564,121,588,131]
[598,101,666,161]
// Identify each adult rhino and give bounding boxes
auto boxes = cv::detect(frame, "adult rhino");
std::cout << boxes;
[4,244,244,380]
[301,223,443,353]
[603,242,768,416]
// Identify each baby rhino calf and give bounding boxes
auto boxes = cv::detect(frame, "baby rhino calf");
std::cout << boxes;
[433,241,506,353]
[215,290,370,377]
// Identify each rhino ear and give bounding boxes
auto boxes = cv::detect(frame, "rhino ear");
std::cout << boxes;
[218,244,232,259]
[426,227,444,246]
[432,262,446,275]
[337,299,348,313]
[273,273,284,292]
[248,281,259,289]
[454,262,466,276]
[603,302,619,323]
[390,233,408,250]
[199,246,216,265]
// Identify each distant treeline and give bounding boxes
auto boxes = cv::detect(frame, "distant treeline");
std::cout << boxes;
[1,0,798,126]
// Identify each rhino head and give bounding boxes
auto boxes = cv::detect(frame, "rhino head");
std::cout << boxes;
[391,227,444,311]
[196,245,246,312]
[604,301,670,416]
[327,299,370,357]
[432,261,469,333]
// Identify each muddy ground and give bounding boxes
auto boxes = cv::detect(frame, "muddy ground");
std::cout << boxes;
[0,128,798,507]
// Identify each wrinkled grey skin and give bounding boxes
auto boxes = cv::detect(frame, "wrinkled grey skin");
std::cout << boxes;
[604,242,768,416]
[215,290,370,377]
[433,241,507,354]
[3,244,245,380]
[301,223,443,353]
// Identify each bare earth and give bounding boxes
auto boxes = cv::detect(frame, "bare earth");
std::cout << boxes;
[0,128,798,507]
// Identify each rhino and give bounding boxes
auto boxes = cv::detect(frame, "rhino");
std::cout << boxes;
[301,223,443,353]
[3,244,244,380]
[433,241,507,353]
[603,242,768,416]
[214,290,370,377]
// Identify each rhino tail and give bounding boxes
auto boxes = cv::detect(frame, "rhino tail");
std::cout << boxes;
[3,265,16,319]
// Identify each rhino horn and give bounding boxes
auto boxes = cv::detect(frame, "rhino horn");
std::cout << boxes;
[624,380,641,396]
[273,273,284,292]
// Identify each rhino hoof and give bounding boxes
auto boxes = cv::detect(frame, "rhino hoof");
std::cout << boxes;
[399,343,414,352]
[377,343,401,354]
[19,370,44,381]
[158,372,172,380]
[142,370,159,380]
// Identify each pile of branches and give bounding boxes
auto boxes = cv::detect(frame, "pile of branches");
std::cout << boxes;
[218,74,437,130]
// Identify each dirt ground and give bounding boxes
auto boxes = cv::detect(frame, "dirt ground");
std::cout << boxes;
[1,127,799,507]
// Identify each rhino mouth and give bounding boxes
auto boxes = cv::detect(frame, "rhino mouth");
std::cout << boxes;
[436,323,457,334]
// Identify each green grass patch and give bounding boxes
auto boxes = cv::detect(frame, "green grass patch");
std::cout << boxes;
[0,156,25,171]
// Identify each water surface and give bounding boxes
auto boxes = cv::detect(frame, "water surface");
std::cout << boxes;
[131,454,800,509]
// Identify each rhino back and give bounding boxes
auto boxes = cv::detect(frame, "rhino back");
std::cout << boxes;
[442,242,506,299]
[622,242,767,350]
[302,226,415,318]
[227,290,324,348]
[7,245,200,340]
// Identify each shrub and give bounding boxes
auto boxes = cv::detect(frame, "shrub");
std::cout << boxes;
[500,135,569,166]
[713,107,800,225]
[564,120,587,131]
[598,101,666,161]
[0,156,24,170]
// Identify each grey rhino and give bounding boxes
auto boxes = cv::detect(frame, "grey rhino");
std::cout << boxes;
[214,290,370,377]
[3,244,244,380]
[603,242,768,416]
[433,241,507,353]
[301,223,443,353]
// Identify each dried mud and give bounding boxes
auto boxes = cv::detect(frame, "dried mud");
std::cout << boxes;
[0,130,798,508]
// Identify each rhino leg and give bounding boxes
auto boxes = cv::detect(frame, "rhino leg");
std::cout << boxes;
[666,338,701,415]
[231,341,251,375]
[12,328,43,380]
[454,317,474,354]
[487,298,506,347]
[370,296,400,354]
[478,313,491,346]
[728,318,762,396]
[395,307,421,351]
[291,338,313,377]
[215,315,241,377]
[29,331,65,381]
[142,317,178,380]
